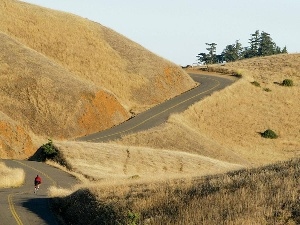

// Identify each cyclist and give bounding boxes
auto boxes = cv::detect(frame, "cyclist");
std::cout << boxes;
[34,175,42,194]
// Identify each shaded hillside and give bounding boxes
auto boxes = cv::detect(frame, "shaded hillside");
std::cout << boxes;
[0,0,195,158]
[115,54,300,167]
[0,32,129,158]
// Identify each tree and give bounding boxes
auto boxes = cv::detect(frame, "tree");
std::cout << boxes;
[196,52,208,64]
[196,30,287,64]
[216,54,225,63]
[205,42,217,64]
[281,46,288,53]
[258,31,275,56]
[196,43,218,64]
[222,40,243,62]
[245,30,260,58]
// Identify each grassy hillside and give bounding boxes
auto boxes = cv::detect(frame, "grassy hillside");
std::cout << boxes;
[0,32,129,157]
[55,141,243,181]
[53,159,300,224]
[51,53,300,223]
[0,0,195,158]
[53,54,299,183]
[0,0,195,113]
[115,54,300,167]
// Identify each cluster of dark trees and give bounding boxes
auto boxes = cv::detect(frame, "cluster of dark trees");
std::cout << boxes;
[197,30,287,64]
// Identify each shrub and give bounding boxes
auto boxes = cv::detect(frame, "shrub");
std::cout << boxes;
[261,129,278,139]
[232,72,242,78]
[263,88,272,92]
[282,79,294,87]
[33,139,71,169]
[126,211,140,225]
[40,139,58,160]
[251,81,260,87]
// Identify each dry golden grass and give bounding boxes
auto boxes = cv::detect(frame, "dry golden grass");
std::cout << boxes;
[0,161,25,188]
[55,140,243,182]
[0,0,195,158]
[51,54,300,224]
[2,1,300,223]
[116,54,300,167]
[0,0,195,113]
[0,111,35,159]
[53,159,300,224]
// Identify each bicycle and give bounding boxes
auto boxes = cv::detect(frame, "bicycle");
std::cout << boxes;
[34,175,42,194]
[34,183,40,194]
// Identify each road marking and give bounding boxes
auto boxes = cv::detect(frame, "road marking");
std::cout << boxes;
[8,193,24,225]
[13,160,57,186]
[7,160,58,225]
[86,76,221,142]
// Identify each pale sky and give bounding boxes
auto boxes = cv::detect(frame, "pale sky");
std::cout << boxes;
[21,0,300,66]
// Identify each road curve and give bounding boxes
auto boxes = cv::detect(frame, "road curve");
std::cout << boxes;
[0,73,234,225]
[0,160,78,225]
[77,73,235,142]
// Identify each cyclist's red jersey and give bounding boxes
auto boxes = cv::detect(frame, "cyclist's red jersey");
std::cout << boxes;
[34,176,41,185]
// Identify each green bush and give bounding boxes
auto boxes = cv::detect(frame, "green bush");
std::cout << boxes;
[263,88,272,92]
[251,81,260,87]
[261,129,278,139]
[126,211,140,225]
[40,139,58,160]
[282,79,294,87]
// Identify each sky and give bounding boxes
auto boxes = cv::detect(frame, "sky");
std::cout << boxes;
[21,0,300,66]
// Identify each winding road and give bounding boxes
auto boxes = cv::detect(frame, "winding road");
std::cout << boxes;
[78,73,235,142]
[0,160,78,225]
[1,73,235,225]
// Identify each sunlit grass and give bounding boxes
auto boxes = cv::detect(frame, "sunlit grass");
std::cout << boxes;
[117,54,300,167]
[53,158,300,224]
[0,0,195,158]
[0,162,25,188]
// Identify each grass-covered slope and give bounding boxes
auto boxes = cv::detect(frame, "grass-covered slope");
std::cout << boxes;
[0,0,195,113]
[0,32,129,158]
[53,159,300,224]
[0,0,195,158]
[116,54,300,167]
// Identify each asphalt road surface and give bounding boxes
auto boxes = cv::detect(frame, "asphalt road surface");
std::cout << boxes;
[77,73,235,142]
[0,160,78,225]
[0,73,235,225]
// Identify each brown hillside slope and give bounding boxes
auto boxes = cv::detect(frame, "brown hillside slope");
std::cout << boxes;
[0,0,195,158]
[0,0,195,114]
[55,140,243,181]
[0,32,129,158]
[116,54,300,167]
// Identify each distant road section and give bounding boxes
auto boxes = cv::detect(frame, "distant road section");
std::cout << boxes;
[77,73,235,142]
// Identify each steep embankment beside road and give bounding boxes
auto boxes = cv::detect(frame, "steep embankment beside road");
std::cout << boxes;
[0,0,195,158]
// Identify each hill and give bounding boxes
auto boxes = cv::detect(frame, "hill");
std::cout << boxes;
[53,158,300,224]
[115,54,300,167]
[51,54,300,183]
[52,53,300,224]
[0,0,195,158]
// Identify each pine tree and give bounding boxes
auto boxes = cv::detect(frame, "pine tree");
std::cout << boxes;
[222,40,243,62]
[246,30,260,58]
[281,46,288,53]
[196,52,208,64]
[258,31,275,56]
[205,43,217,64]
